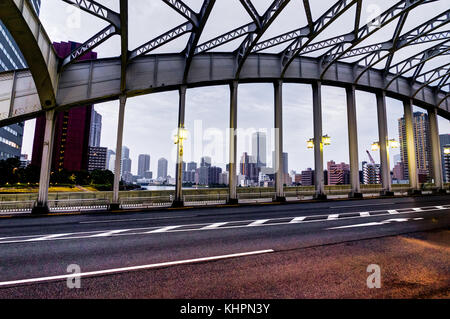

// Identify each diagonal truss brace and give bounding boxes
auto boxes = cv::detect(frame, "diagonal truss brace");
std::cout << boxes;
[385,40,450,89]
[163,0,199,27]
[412,64,450,98]
[129,22,194,60]
[62,0,121,28]
[61,24,117,68]
[319,0,435,79]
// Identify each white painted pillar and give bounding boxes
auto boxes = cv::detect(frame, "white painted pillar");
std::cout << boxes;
[274,80,285,201]
[312,82,325,198]
[346,86,361,197]
[376,91,392,194]
[403,99,419,191]
[33,110,56,214]
[174,86,187,207]
[228,81,238,204]
[111,95,127,209]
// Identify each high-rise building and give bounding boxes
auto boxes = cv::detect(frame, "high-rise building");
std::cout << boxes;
[398,112,432,181]
[120,146,131,178]
[157,158,168,180]
[327,161,350,185]
[137,154,150,177]
[362,161,381,185]
[106,149,115,171]
[240,152,258,183]
[201,156,212,167]
[272,151,288,174]
[87,147,107,172]
[439,134,450,182]
[187,161,197,171]
[252,132,267,168]
[301,168,314,186]
[0,0,41,161]
[393,161,405,181]
[32,41,97,172]
[89,110,102,147]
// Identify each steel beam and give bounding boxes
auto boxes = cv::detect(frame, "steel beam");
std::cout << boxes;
[228,81,239,204]
[163,0,199,26]
[32,110,56,214]
[174,86,187,207]
[428,108,444,190]
[403,99,419,190]
[111,95,127,210]
[376,91,392,194]
[274,80,285,201]
[312,82,325,199]
[62,0,121,28]
[346,86,361,197]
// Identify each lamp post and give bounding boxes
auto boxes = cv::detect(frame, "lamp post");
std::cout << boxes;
[307,135,331,199]
[306,135,332,149]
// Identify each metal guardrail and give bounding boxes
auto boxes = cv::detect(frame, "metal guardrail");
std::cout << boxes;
[48,198,109,212]
[183,194,228,206]
[119,196,173,209]
[0,200,35,213]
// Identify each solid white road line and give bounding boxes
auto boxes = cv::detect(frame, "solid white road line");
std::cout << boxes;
[247,219,269,227]
[25,234,72,242]
[388,210,399,214]
[412,208,422,212]
[289,217,306,223]
[79,215,187,224]
[0,249,275,287]
[436,206,445,209]
[90,230,131,237]
[201,223,228,230]
[328,214,339,220]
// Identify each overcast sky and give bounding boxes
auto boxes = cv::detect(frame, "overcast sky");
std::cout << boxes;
[21,0,450,176]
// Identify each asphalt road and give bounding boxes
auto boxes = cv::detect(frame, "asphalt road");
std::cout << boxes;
[0,195,448,298]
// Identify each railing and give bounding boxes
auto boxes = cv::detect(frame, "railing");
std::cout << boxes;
[120,196,173,209]
[0,200,35,213]
[183,194,228,205]
[48,198,109,212]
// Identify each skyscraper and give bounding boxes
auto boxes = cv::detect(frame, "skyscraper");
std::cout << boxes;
[32,41,97,172]
[439,134,450,182]
[398,112,432,181]
[0,0,41,161]
[362,161,381,185]
[252,132,267,168]
[121,146,131,178]
[89,110,102,147]
[87,147,107,172]
[272,151,289,174]
[106,149,115,171]
[240,152,258,183]
[158,158,168,180]
[327,161,350,185]
[138,154,150,177]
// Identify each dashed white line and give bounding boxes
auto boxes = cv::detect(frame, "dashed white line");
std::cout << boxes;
[436,206,445,210]
[90,230,131,237]
[388,210,399,214]
[146,226,180,233]
[328,214,339,220]
[25,234,72,242]
[412,208,422,212]
[0,249,275,287]
[360,212,370,217]
[289,217,306,223]
[201,222,228,230]
[247,219,269,227]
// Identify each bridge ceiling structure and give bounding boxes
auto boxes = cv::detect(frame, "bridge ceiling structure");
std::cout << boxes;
[0,0,449,127]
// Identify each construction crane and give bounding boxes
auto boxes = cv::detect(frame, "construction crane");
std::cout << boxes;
[366,150,376,165]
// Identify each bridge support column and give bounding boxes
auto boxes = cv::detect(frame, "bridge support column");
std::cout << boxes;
[403,99,420,194]
[32,110,56,214]
[228,81,239,204]
[110,95,127,210]
[428,108,445,192]
[173,86,187,207]
[312,82,326,200]
[376,91,393,196]
[346,86,362,198]
[274,80,286,202]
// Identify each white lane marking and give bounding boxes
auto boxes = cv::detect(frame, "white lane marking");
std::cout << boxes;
[412,208,422,212]
[360,212,370,217]
[436,206,445,209]
[90,230,131,237]
[79,215,187,224]
[328,218,410,230]
[290,217,306,223]
[201,222,228,230]
[388,210,399,214]
[146,226,180,233]
[247,219,269,227]
[328,214,339,220]
[0,249,275,287]
[25,234,72,242]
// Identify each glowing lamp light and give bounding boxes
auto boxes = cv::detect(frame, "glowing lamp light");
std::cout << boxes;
[444,146,450,155]
[174,128,188,144]
[307,139,314,149]
[371,142,380,151]
[389,139,400,149]
[322,135,331,146]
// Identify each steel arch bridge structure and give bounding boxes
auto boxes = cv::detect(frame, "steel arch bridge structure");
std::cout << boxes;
[0,0,449,212]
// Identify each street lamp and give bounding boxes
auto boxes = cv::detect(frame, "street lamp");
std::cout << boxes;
[443,146,450,155]
[371,138,399,151]
[306,135,331,149]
